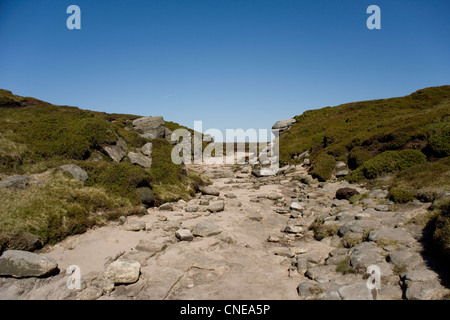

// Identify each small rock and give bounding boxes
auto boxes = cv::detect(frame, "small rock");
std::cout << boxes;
[336,188,360,201]
[192,222,223,237]
[283,225,303,234]
[388,250,422,270]
[199,199,210,206]
[77,286,103,300]
[0,175,31,189]
[248,213,263,221]
[104,259,141,284]
[405,281,446,300]
[103,145,125,163]
[375,205,389,212]
[355,213,371,220]
[136,187,155,206]
[199,185,220,196]
[141,142,153,156]
[158,203,173,211]
[122,221,146,232]
[290,202,304,211]
[273,247,295,258]
[185,205,198,212]
[267,192,283,200]
[59,164,89,182]
[207,201,225,213]
[127,152,152,168]
[224,193,237,199]
[335,170,349,177]
[267,233,284,243]
[338,282,373,300]
[135,241,168,253]
[175,229,194,241]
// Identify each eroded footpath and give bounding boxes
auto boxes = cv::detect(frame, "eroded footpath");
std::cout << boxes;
[0,163,448,300]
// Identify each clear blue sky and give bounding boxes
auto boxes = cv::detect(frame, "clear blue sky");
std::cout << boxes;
[1,0,449,141]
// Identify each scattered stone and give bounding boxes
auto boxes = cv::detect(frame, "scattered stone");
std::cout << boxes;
[136,187,155,206]
[388,250,422,270]
[132,116,165,139]
[0,175,31,189]
[248,213,263,221]
[175,229,194,242]
[122,221,146,232]
[350,251,384,270]
[59,164,89,182]
[185,205,198,213]
[272,118,296,132]
[322,291,341,300]
[355,213,371,220]
[283,225,303,234]
[158,203,173,211]
[224,193,237,199]
[77,286,103,300]
[290,202,303,211]
[335,170,349,177]
[192,222,223,237]
[207,201,225,213]
[267,233,284,243]
[0,250,58,278]
[368,229,415,246]
[141,142,153,156]
[339,220,381,237]
[335,161,347,170]
[199,185,220,196]
[336,187,360,201]
[199,199,210,206]
[405,281,446,300]
[118,216,127,225]
[267,192,283,200]
[251,168,276,177]
[338,282,373,300]
[104,259,141,284]
[405,268,438,283]
[127,152,152,168]
[103,145,125,163]
[375,205,389,212]
[274,208,291,215]
[273,247,295,258]
[135,241,168,253]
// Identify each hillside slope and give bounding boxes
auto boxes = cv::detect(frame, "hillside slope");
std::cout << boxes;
[0,89,205,250]
[278,85,450,261]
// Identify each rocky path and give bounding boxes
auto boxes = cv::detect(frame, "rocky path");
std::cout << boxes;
[0,162,449,300]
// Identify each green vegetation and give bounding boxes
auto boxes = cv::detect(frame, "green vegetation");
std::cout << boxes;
[336,256,356,274]
[432,199,450,262]
[0,89,205,247]
[388,188,415,204]
[309,218,340,240]
[279,85,450,203]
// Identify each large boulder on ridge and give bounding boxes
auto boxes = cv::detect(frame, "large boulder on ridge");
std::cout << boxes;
[132,116,165,139]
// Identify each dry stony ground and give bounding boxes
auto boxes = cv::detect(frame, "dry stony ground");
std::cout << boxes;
[0,162,449,300]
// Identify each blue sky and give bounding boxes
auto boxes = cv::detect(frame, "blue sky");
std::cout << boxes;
[0,0,449,141]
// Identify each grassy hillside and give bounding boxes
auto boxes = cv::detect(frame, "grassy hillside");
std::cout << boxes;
[0,89,204,249]
[279,85,450,260]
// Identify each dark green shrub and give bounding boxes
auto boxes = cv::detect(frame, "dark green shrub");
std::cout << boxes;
[310,152,335,181]
[428,128,450,157]
[389,188,414,203]
[433,199,450,261]
[348,148,372,170]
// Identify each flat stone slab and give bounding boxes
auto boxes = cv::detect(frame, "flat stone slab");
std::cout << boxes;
[0,250,58,278]
[368,229,415,245]
[59,164,88,182]
[192,222,223,237]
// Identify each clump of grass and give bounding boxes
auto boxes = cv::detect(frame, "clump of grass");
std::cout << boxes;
[310,152,335,182]
[336,256,356,274]
[428,128,450,157]
[347,149,426,181]
[388,188,415,203]
[309,218,340,240]
[349,192,369,204]
[342,234,364,248]
[0,171,135,245]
